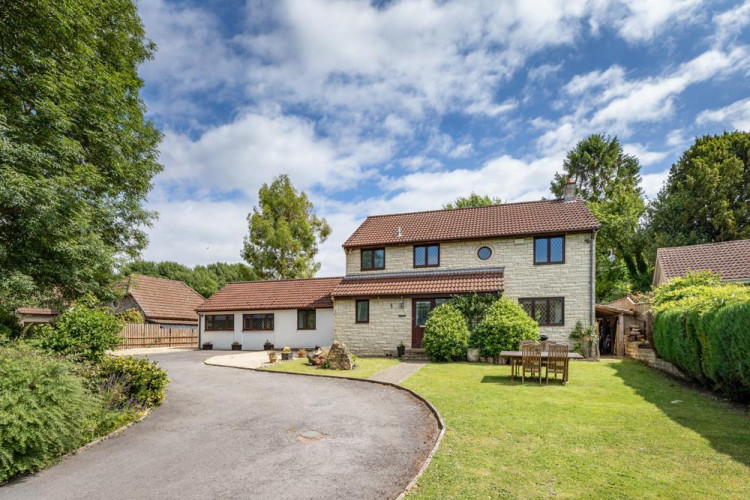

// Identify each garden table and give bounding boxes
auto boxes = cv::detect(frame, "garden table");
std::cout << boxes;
[499,350,584,384]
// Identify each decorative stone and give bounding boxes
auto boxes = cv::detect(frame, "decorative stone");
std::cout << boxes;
[307,345,330,365]
[326,341,354,370]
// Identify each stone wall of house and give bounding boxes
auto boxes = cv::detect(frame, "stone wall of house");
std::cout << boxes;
[341,232,595,344]
[112,295,144,318]
[334,298,412,356]
[625,341,685,379]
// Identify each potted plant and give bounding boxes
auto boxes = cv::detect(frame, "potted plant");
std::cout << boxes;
[281,346,293,361]
[267,350,277,363]
[202,341,213,350]
[263,340,274,351]
[297,348,307,358]
[231,341,242,351]
[397,341,406,358]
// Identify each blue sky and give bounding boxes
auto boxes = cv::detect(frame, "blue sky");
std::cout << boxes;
[137,0,750,276]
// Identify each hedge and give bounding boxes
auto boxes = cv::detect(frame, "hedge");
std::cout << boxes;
[652,273,750,401]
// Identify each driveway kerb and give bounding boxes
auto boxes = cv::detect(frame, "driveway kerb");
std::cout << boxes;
[203,359,445,500]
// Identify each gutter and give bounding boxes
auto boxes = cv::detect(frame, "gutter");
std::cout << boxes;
[590,229,597,327]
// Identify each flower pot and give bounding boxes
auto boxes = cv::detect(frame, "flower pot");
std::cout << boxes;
[397,345,405,357]
[202,343,213,350]
[281,352,293,361]
[467,347,480,362]
[231,343,242,351]
[264,343,274,351]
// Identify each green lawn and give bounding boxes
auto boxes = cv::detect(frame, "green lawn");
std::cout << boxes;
[261,357,401,379]
[402,359,749,499]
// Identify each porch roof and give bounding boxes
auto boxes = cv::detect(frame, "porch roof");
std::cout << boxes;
[332,268,504,298]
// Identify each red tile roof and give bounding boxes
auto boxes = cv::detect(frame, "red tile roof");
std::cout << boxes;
[656,239,750,282]
[126,274,205,323]
[196,277,343,312]
[343,199,599,248]
[331,270,504,297]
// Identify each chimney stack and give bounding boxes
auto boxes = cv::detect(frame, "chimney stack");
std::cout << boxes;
[563,178,576,201]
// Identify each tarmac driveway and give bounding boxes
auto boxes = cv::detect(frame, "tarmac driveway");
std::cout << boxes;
[2,351,439,500]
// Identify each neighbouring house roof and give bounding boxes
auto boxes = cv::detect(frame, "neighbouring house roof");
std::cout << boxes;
[342,199,599,248]
[331,269,504,297]
[16,307,59,316]
[196,277,343,312]
[124,274,205,323]
[654,239,750,284]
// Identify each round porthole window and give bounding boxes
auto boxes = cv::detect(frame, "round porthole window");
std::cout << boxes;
[477,246,492,260]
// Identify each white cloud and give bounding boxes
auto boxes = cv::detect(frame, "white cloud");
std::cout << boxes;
[697,97,750,130]
[623,143,668,166]
[144,199,249,266]
[713,0,750,45]
[615,0,704,42]
[641,170,670,198]
[157,110,388,197]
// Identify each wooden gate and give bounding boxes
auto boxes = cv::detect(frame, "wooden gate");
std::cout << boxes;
[116,324,198,349]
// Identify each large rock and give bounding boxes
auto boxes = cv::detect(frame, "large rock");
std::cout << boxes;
[307,345,330,365]
[326,342,354,370]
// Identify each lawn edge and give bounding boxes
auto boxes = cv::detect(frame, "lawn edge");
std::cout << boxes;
[204,360,445,500]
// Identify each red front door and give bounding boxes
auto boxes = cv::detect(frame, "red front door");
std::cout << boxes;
[412,298,451,348]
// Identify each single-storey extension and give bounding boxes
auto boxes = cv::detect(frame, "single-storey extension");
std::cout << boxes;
[195,277,341,350]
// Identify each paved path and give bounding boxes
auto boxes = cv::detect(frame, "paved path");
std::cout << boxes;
[204,350,273,369]
[2,351,439,500]
[369,362,427,385]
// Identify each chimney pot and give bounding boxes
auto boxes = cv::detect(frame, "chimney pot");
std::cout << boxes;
[563,178,577,201]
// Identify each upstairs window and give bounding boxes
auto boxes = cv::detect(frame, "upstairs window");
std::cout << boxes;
[297,309,316,330]
[243,313,274,331]
[534,236,565,264]
[414,244,440,267]
[361,248,385,270]
[205,314,234,331]
[519,297,564,326]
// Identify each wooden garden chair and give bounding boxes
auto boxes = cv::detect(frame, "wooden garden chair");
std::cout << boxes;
[515,340,536,377]
[521,343,542,384]
[546,343,569,384]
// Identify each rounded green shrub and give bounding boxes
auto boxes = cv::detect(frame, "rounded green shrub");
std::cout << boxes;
[472,298,539,357]
[38,300,123,362]
[422,304,469,362]
[0,346,98,483]
[95,355,169,408]
[116,308,144,324]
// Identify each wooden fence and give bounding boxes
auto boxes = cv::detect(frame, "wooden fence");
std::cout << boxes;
[116,324,198,349]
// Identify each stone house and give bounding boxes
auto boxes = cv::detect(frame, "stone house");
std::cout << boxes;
[114,274,205,329]
[197,181,600,354]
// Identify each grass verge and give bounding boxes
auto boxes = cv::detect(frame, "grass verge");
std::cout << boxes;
[401,358,749,499]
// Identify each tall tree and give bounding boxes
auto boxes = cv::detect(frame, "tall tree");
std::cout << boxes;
[0,0,162,307]
[242,175,331,279]
[648,132,749,250]
[443,193,501,209]
[550,134,650,300]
